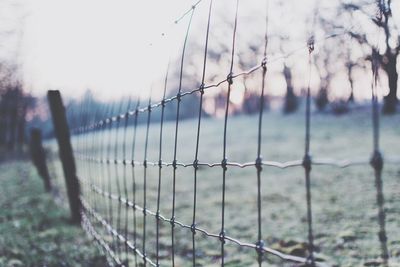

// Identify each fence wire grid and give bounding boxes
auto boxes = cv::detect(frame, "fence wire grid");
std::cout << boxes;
[43,0,400,267]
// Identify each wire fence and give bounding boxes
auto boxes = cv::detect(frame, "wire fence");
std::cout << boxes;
[40,0,400,266]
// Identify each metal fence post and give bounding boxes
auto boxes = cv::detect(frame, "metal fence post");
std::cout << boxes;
[47,90,82,224]
[30,128,52,192]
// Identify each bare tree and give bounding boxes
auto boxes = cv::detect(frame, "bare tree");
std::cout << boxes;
[0,0,32,151]
[282,62,298,113]
[342,0,400,113]
[314,51,331,111]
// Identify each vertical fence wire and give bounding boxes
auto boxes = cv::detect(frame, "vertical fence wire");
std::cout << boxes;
[100,104,110,247]
[156,64,170,267]
[42,2,400,266]
[303,36,315,266]
[171,8,195,267]
[123,98,132,266]
[370,49,389,266]
[131,99,141,267]
[90,107,99,219]
[143,95,153,266]
[255,0,269,265]
[191,1,213,266]
[114,102,124,260]
[107,103,117,255]
[220,1,240,266]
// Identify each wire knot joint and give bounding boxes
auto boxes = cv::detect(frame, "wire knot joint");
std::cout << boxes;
[172,159,178,170]
[255,240,265,253]
[193,159,199,170]
[199,83,205,94]
[255,156,263,171]
[261,57,268,69]
[170,216,175,227]
[307,36,315,54]
[302,154,312,171]
[219,230,226,243]
[370,150,383,171]
[190,223,196,234]
[227,72,234,85]
[155,211,160,221]
[221,158,228,171]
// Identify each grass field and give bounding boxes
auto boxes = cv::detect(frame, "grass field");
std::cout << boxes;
[47,108,400,266]
[0,160,107,267]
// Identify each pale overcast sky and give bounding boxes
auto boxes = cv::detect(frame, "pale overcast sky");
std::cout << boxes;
[17,0,319,100]
[3,0,398,101]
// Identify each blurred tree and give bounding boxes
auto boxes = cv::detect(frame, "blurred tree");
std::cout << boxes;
[342,0,400,113]
[0,0,32,152]
[282,62,298,113]
[314,54,331,111]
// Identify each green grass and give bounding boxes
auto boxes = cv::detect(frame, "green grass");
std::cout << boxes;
[0,161,107,267]
[47,109,400,266]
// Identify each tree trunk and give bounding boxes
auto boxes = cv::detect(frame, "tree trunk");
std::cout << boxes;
[382,54,398,114]
[17,104,27,152]
[315,87,329,111]
[347,65,355,102]
[283,65,298,113]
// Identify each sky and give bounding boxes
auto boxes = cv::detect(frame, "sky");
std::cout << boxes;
[21,0,190,99]
[2,0,399,101]
[17,0,318,100]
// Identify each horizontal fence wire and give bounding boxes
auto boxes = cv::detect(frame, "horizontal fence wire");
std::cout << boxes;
[73,153,400,169]
[42,1,400,267]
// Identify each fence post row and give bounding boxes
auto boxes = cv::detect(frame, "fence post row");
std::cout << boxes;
[30,127,52,192]
[47,90,82,224]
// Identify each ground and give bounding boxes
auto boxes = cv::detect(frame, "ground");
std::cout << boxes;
[0,160,107,267]
[63,108,400,266]
[2,109,400,267]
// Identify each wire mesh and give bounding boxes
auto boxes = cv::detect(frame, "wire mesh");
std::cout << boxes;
[42,1,400,267]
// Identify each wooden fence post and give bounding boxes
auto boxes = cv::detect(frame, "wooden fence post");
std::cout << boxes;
[30,128,52,192]
[47,90,81,224]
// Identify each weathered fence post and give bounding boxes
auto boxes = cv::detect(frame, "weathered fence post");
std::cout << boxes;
[47,90,81,224]
[30,128,52,192]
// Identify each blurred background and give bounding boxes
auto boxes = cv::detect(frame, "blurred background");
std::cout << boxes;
[0,0,399,143]
[1,0,400,266]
